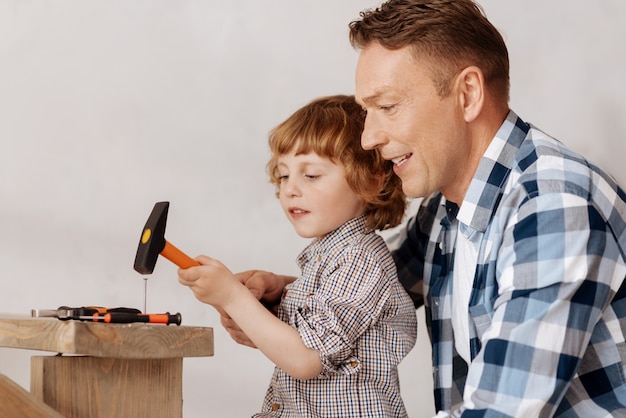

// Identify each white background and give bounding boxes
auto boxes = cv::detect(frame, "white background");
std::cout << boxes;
[1,1,625,417]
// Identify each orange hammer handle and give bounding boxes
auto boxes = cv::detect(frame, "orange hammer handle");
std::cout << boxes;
[161,241,200,269]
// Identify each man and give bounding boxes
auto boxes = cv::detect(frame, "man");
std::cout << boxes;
[224,1,626,416]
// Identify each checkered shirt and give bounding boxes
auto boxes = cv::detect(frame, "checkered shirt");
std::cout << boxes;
[255,215,417,417]
[390,111,626,417]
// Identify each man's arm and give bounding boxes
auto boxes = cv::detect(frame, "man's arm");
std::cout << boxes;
[387,194,442,309]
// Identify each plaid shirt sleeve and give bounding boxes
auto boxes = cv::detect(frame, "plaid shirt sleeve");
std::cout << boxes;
[386,193,443,309]
[397,111,626,417]
[294,235,415,373]
[463,189,626,417]
[458,116,626,417]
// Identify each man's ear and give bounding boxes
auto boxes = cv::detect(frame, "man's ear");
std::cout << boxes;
[456,66,484,123]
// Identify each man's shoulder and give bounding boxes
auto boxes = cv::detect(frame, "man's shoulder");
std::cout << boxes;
[501,126,626,234]
[513,126,621,197]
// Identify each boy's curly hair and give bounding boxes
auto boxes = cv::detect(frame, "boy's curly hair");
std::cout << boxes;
[267,94,406,231]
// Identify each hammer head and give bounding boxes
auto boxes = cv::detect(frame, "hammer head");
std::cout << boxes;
[133,201,169,274]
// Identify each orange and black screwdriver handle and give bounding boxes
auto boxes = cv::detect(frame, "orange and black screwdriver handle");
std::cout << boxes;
[87,312,182,326]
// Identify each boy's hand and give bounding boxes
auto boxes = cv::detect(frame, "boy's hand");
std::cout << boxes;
[178,255,239,308]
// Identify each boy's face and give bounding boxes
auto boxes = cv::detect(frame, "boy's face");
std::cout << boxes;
[276,150,365,239]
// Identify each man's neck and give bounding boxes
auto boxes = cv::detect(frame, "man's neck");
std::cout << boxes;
[441,106,510,205]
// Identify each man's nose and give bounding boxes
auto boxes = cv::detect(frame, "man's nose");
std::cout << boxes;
[361,115,386,150]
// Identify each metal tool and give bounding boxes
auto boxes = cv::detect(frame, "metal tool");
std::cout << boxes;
[133,201,200,275]
[143,276,148,313]
[32,306,182,326]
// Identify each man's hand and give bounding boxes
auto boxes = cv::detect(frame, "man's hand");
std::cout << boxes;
[220,270,294,348]
[237,270,288,306]
[219,307,257,348]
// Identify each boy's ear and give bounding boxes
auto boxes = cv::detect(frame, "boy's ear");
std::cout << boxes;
[456,66,484,123]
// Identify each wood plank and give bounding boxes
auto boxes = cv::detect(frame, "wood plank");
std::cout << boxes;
[0,372,65,418]
[31,356,182,418]
[0,316,213,359]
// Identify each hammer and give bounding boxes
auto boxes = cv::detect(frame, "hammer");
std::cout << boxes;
[133,201,200,274]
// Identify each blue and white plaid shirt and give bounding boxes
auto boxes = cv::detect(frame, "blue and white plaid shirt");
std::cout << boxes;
[391,111,626,417]
[256,215,417,417]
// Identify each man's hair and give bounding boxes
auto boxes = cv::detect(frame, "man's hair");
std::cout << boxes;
[349,0,510,103]
[267,94,406,231]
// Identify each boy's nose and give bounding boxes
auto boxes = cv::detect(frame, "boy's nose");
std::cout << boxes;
[282,178,301,197]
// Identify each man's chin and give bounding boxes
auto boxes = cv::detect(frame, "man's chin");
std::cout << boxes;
[401,181,427,199]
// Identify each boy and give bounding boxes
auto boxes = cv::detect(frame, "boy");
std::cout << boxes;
[178,95,417,417]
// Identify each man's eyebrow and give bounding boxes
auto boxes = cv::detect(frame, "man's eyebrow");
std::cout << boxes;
[356,95,376,105]
[358,86,392,107]
[357,94,380,106]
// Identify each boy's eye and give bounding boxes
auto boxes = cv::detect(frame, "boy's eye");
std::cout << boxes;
[304,174,319,180]
[278,175,288,182]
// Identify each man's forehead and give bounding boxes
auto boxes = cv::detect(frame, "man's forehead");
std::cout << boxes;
[355,45,433,104]
[354,47,396,104]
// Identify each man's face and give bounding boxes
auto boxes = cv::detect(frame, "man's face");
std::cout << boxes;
[355,43,466,199]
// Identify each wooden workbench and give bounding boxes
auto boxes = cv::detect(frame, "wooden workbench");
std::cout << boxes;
[0,315,214,418]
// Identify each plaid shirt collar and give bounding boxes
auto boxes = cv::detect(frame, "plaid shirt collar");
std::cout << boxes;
[296,215,368,269]
[457,110,529,231]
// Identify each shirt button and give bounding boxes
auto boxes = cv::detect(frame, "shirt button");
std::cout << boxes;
[350,360,358,368]
[317,255,322,262]
[271,403,280,411]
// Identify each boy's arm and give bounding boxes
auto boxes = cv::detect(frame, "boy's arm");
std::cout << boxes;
[220,271,296,348]
[179,260,320,380]
[222,283,322,380]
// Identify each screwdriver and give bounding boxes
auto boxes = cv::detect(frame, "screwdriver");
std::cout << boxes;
[84,312,181,325]
[32,306,182,326]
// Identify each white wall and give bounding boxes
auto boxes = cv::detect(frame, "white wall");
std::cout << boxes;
[0,1,624,417]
